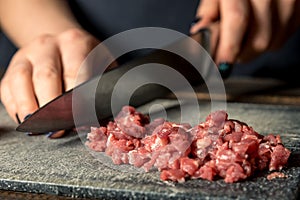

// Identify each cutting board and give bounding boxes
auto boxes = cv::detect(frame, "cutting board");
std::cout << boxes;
[0,101,299,200]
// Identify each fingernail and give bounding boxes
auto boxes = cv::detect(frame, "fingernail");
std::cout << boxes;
[25,131,63,137]
[46,131,56,138]
[190,17,202,27]
[25,132,44,136]
[23,114,33,135]
[218,62,233,79]
[190,17,203,34]
[191,17,202,27]
[23,114,32,121]
[47,130,66,138]
[15,114,21,124]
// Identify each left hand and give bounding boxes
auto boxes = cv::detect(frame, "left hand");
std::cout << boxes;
[0,28,116,138]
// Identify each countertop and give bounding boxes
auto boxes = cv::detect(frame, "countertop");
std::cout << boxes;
[0,77,300,200]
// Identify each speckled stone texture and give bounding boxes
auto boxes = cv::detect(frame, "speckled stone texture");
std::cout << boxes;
[0,102,299,200]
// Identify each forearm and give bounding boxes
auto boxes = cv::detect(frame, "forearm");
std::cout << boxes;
[0,0,81,47]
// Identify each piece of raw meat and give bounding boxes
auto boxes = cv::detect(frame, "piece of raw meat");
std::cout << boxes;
[86,106,290,183]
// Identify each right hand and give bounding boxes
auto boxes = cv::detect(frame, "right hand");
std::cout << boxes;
[190,0,300,64]
[0,28,116,137]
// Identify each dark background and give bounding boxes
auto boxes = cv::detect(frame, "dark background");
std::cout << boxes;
[1,0,300,83]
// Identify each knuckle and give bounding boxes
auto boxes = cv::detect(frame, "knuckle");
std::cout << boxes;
[59,28,98,48]
[12,64,32,80]
[59,28,85,41]
[33,63,60,80]
[33,34,54,45]
[228,4,249,22]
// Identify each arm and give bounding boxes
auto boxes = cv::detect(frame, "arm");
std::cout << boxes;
[0,0,116,138]
[0,0,81,47]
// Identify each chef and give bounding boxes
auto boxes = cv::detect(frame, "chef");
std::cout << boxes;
[0,0,299,138]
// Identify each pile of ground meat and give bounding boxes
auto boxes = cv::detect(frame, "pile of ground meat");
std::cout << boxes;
[86,106,290,183]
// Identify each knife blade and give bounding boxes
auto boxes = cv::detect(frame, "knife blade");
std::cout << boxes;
[16,29,211,133]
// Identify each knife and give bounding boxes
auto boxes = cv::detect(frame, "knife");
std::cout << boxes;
[17,29,212,133]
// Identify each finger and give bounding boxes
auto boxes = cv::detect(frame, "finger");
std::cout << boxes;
[29,37,63,107]
[238,0,272,61]
[270,0,299,50]
[32,60,62,107]
[215,0,250,64]
[7,59,38,121]
[190,0,220,34]
[59,29,117,91]
[203,22,220,57]
[289,0,300,33]
[47,130,66,139]
[58,29,100,91]
[0,77,18,122]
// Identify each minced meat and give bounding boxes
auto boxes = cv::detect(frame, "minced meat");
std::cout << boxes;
[86,106,290,183]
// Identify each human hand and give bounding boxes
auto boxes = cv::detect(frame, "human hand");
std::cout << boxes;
[190,0,300,65]
[0,28,116,138]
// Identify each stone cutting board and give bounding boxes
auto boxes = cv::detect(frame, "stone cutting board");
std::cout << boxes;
[0,101,299,200]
